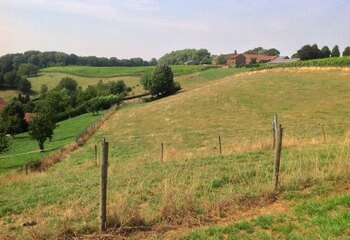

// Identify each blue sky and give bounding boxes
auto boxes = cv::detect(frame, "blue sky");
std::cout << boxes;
[0,0,349,60]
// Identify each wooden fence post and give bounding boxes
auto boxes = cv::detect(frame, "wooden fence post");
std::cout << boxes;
[218,135,222,155]
[273,124,283,191]
[273,113,278,149]
[160,142,164,162]
[25,164,28,175]
[321,125,327,143]
[100,138,108,232]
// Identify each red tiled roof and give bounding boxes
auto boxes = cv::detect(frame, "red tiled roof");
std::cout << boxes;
[242,54,277,61]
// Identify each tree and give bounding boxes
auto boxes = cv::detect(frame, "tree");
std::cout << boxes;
[17,63,39,76]
[311,44,322,59]
[297,45,313,60]
[342,46,350,56]
[158,49,211,65]
[149,58,158,66]
[55,77,78,93]
[141,64,180,97]
[244,47,280,56]
[216,55,228,65]
[1,100,27,137]
[29,114,56,151]
[321,46,331,58]
[109,80,126,95]
[331,45,340,57]
[40,84,48,94]
[0,118,9,153]
[291,53,299,58]
[4,71,19,88]
[36,90,70,119]
[18,77,32,93]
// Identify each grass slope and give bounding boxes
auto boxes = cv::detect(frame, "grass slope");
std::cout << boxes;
[1,68,350,239]
[41,65,215,78]
[0,111,105,175]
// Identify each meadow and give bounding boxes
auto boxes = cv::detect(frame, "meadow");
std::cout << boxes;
[41,65,216,78]
[0,111,105,175]
[0,67,350,239]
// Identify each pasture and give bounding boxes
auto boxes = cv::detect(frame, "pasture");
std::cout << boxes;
[1,68,350,239]
[41,65,216,78]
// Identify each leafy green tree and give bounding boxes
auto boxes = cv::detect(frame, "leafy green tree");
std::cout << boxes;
[297,45,313,60]
[321,46,331,58]
[29,114,56,151]
[17,63,39,76]
[291,53,299,58]
[109,80,126,95]
[0,118,9,153]
[342,46,350,56]
[216,55,228,65]
[86,99,99,116]
[311,44,322,59]
[244,47,280,56]
[158,49,211,65]
[141,64,180,97]
[331,45,340,57]
[55,77,78,93]
[4,71,19,88]
[149,58,158,66]
[18,77,32,93]
[1,100,27,137]
[36,90,70,119]
[40,84,48,94]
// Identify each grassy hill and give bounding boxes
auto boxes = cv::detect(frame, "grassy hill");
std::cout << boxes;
[1,68,350,239]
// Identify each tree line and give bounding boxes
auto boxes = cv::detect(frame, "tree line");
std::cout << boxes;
[292,44,350,60]
[158,49,212,65]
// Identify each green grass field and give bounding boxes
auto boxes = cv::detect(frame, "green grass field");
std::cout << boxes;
[28,72,140,93]
[1,67,350,239]
[0,111,105,175]
[41,65,216,78]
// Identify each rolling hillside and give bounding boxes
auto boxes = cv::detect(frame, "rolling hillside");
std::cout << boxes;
[1,67,350,239]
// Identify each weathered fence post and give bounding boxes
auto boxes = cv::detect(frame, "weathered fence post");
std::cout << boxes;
[25,164,28,175]
[321,125,327,143]
[273,124,283,191]
[160,142,164,162]
[218,135,222,155]
[272,113,278,149]
[100,138,109,232]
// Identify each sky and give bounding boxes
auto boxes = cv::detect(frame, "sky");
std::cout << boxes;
[0,0,350,60]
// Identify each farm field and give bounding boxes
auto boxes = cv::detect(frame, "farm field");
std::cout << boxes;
[28,72,140,93]
[41,65,216,78]
[0,111,105,175]
[1,68,350,239]
[28,66,248,96]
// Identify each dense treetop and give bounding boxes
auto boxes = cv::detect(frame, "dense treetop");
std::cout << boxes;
[158,49,212,65]
[244,47,280,56]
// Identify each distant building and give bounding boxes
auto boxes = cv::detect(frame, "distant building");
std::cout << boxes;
[212,50,278,66]
[267,57,300,65]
